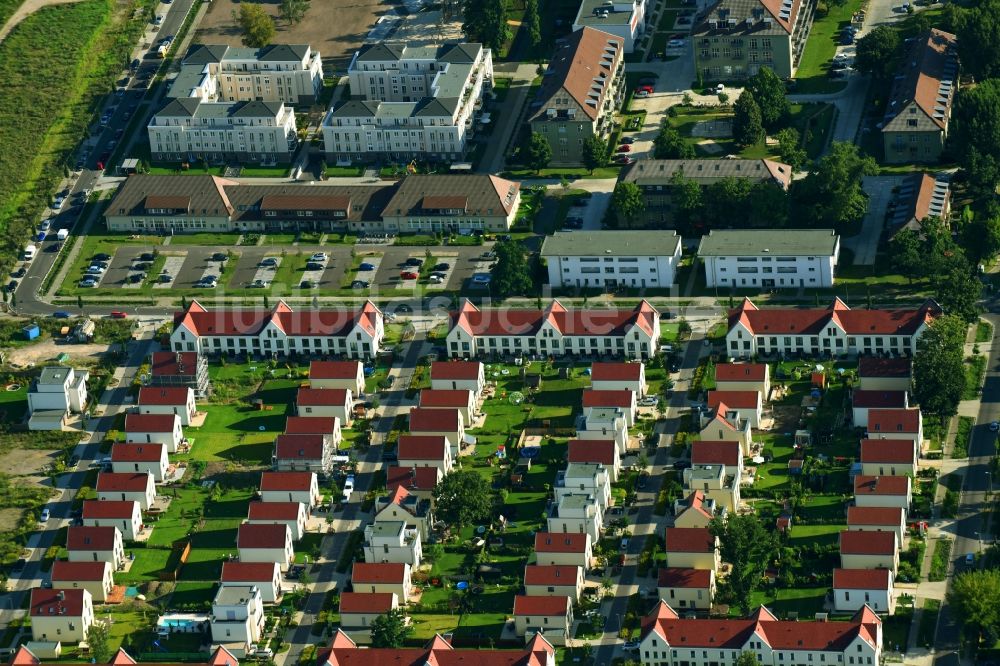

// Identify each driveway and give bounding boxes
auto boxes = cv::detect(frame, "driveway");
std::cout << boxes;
[842,175,907,265]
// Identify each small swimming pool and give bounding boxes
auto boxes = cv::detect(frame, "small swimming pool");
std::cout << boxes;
[156,613,209,634]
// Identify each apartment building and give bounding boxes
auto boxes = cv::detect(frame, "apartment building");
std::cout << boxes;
[541,231,681,289]
[888,172,952,234]
[882,29,958,164]
[572,0,648,52]
[323,42,493,162]
[180,44,323,105]
[529,27,625,165]
[698,229,840,289]
[321,631,555,665]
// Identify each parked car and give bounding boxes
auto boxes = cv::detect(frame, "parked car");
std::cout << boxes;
[158,273,173,283]
[110,311,127,319]
[305,262,324,271]
[620,136,635,145]
[259,257,278,267]
[400,271,419,280]
[404,257,424,267]
[52,311,71,319]
[78,278,98,288]
[351,280,370,289]
[617,144,632,152]
[139,252,155,262]
[211,252,228,262]
[310,252,328,262]
[300,280,316,289]
[667,38,686,48]
[94,253,112,261]
[249,279,269,288]
[433,262,451,271]
[359,262,375,271]
[615,155,634,165]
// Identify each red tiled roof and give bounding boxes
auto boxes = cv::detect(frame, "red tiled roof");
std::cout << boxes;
[339,592,396,614]
[221,561,279,583]
[284,416,339,435]
[657,567,713,588]
[174,300,381,339]
[681,491,713,519]
[111,443,165,463]
[859,357,911,378]
[51,561,110,582]
[408,408,460,432]
[524,565,580,586]
[860,439,915,464]
[275,434,327,461]
[248,501,302,521]
[260,471,315,492]
[397,435,449,460]
[513,595,571,616]
[124,413,178,433]
[309,361,362,381]
[591,362,643,382]
[430,361,483,381]
[582,389,634,409]
[567,439,617,466]
[321,631,554,666]
[690,441,742,467]
[847,506,905,527]
[529,27,623,123]
[385,466,440,491]
[351,562,406,584]
[707,390,759,410]
[138,386,191,406]
[82,500,138,520]
[854,475,910,496]
[833,568,892,590]
[869,408,921,434]
[853,390,907,409]
[419,389,473,409]
[840,530,896,555]
[30,588,87,617]
[714,363,767,383]
[297,388,350,406]
[67,526,119,551]
[728,298,939,336]
[451,299,658,339]
[534,532,589,553]
[151,351,200,377]
[237,523,289,549]
[664,527,715,553]
[97,472,151,493]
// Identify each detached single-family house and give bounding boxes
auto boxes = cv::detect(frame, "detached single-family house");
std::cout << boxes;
[533,532,593,570]
[27,367,89,430]
[513,595,574,645]
[30,588,94,643]
[273,433,335,475]
[860,439,918,477]
[296,388,353,426]
[523,565,584,602]
[868,408,923,445]
[408,409,464,459]
[847,506,907,544]
[283,416,342,440]
[67,526,125,568]
[854,475,912,511]
[852,391,909,429]
[247,501,308,541]
[150,350,211,398]
[385,466,441,501]
[690,440,743,479]
[350,562,412,600]
[374,485,433,540]
[259,472,321,508]
[221,561,283,603]
[137,386,197,426]
[859,358,912,392]
[567,439,621,482]
[582,389,637,427]
[96,472,156,510]
[430,361,485,397]
[82,500,142,541]
[577,408,629,456]
[706,391,762,429]
[309,361,365,396]
[547,493,602,543]
[555,463,611,510]
[833,568,895,614]
[363,520,422,565]
[840,530,899,572]
[124,413,184,453]
[210,585,265,656]
[591,362,646,396]
[657,567,715,611]
[396,435,454,475]
[338,592,399,635]
[50,561,114,603]
[698,408,753,457]
[664,527,720,571]
[111,443,168,482]
[673,491,718,529]
[682,464,740,513]
[237,523,294,571]
[714,363,770,397]
[418,389,477,425]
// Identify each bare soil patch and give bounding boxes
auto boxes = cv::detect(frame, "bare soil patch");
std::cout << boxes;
[6,340,111,369]
[0,507,23,532]
[0,448,59,476]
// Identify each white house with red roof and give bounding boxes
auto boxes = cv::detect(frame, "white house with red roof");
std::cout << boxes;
[237,523,294,570]
[847,506,907,544]
[12,644,238,666]
[408,409,464,459]
[67,526,125,568]
[296,388,353,425]
[124,413,183,453]
[350,562,412,600]
[706,390,762,428]
[833,568,895,614]
[852,391,909,429]
[523,565,584,602]
[567,439,621,482]
[591,362,646,396]
[30,588,94,643]
[533,532,592,569]
[673,491,718,529]
[698,407,753,457]
[657,567,715,611]
[284,416,341,440]
[374,485,433,540]
[639,602,883,666]
[860,438,918,477]
[384,466,441,502]
[581,389,637,426]
[309,361,365,396]
[337,592,399,636]
[430,360,485,397]
[273,433,335,475]
[854,475,912,511]
[259,472,321,507]
[221,561,283,603]
[396,434,454,475]
[725,297,939,359]
[547,493,603,542]
[82,500,142,541]
[577,408,629,456]
[111,443,168,481]
[868,408,923,445]
[50,561,114,602]
[714,363,770,397]
[247,501,308,541]
[858,357,912,392]
[840,530,899,571]
[690,440,743,479]
[555,463,611,511]
[97,472,155,510]
[170,300,384,360]
[418,389,477,425]
[513,595,574,645]
[320,630,555,666]
[138,386,197,425]
[445,299,660,360]
[664,527,720,571]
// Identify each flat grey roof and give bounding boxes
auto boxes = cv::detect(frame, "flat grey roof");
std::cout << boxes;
[38,367,70,385]
[542,231,681,258]
[697,229,840,257]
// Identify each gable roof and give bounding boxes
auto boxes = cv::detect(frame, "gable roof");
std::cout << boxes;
[624,158,793,189]
[297,388,350,406]
[51,560,111,582]
[868,408,921,434]
[883,29,958,132]
[534,532,589,553]
[82,500,138,520]
[385,465,441,491]
[714,363,767,383]
[408,408,460,432]
[567,439,618,466]
[383,175,520,218]
[858,357,911,379]
[124,413,178,433]
[854,475,910,496]
[657,567,713,589]
[664,527,715,553]
[431,361,483,381]
[451,299,658,339]
[529,27,623,122]
[679,491,714,520]
[138,386,191,406]
[840,530,896,555]
[260,471,316,492]
[833,568,893,590]
[97,472,152,493]
[419,389,474,409]
[237,523,289,549]
[728,298,940,336]
[853,390,907,409]
[690,440,742,467]
[351,562,407,584]
[284,416,340,435]
[847,506,905,526]
[248,501,303,521]
[30,588,88,617]
[397,435,450,460]
[111,443,165,463]
[707,390,759,410]
[591,362,643,382]
[150,351,200,377]
[582,389,635,409]
[524,565,581,586]
[860,439,915,464]
[339,592,397,614]
[221,561,280,582]
[513,595,572,616]
[320,631,554,666]
[173,301,381,339]
[309,360,362,380]
[67,526,119,551]
[274,434,328,461]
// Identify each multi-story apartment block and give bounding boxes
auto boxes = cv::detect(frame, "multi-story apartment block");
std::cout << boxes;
[882,30,958,164]
[572,0,648,52]
[528,27,625,165]
[541,231,681,289]
[377,174,521,233]
[692,0,818,80]
[698,229,840,289]
[323,42,492,162]
[179,44,323,105]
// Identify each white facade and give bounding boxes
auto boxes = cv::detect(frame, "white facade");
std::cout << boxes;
[833,570,894,614]
[542,232,682,289]
[555,463,612,511]
[111,444,169,482]
[210,585,265,654]
[30,590,94,644]
[97,472,156,510]
[138,387,198,426]
[577,408,629,456]
[698,230,840,289]
[221,562,283,604]
[182,44,324,105]
[572,0,648,52]
[67,527,125,567]
[260,472,322,508]
[82,501,143,541]
[125,413,184,453]
[363,520,423,565]
[50,562,115,603]
[238,524,295,571]
[28,367,88,419]
[247,502,308,541]
[547,493,603,543]
[430,361,485,397]
[682,465,740,513]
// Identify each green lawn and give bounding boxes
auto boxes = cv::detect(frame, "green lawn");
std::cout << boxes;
[977,320,994,344]
[0,383,28,424]
[748,587,828,617]
[964,356,986,400]
[146,163,290,178]
[171,232,241,246]
[792,0,862,93]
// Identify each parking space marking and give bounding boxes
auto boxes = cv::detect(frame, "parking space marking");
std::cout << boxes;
[250,256,281,286]
[154,255,187,289]
[427,252,458,290]
[347,253,381,292]
[301,261,326,288]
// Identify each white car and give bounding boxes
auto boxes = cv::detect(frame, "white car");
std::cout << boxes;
[39,508,50,522]
[310,252,328,262]
[667,39,686,48]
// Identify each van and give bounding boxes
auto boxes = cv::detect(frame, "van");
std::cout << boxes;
[23,244,36,262]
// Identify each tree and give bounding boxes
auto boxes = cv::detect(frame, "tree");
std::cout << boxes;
[746,182,789,228]
[949,79,1000,195]
[913,314,967,418]
[744,67,789,130]
[732,90,765,148]
[491,239,534,298]
[523,0,541,49]
[703,176,752,229]
[462,0,510,50]
[775,127,807,170]
[433,469,495,527]
[947,569,1000,645]
[709,513,777,615]
[581,135,608,173]
[952,0,1000,80]
[370,608,412,648]
[854,26,902,81]
[935,254,982,323]
[234,3,275,47]
[889,229,925,282]
[279,0,308,24]
[668,171,703,233]
[610,182,645,228]
[654,122,695,159]
[523,132,552,173]
[736,653,762,666]
[962,213,1000,263]
[88,620,112,663]
[790,141,876,231]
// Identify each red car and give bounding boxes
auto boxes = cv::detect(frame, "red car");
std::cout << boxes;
[400,271,419,280]
[615,155,634,165]
[617,144,632,152]
[110,311,127,319]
